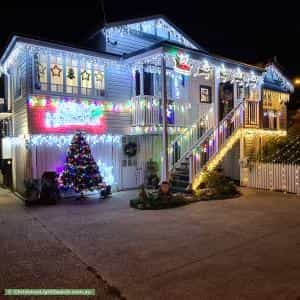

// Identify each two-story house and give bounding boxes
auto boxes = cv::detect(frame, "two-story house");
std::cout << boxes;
[0,15,294,194]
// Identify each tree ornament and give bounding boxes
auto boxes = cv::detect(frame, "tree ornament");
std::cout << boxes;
[95,72,104,82]
[51,64,62,77]
[67,67,75,80]
[81,70,90,81]
[38,63,46,76]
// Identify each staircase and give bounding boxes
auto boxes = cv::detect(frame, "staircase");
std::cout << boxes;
[169,102,245,192]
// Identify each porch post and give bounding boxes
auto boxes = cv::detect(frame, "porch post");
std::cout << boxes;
[161,52,169,181]
[214,67,220,152]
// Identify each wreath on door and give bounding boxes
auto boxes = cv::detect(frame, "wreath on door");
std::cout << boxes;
[124,142,137,157]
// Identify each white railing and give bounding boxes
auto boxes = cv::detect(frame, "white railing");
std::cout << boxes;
[189,102,244,185]
[247,162,300,194]
[168,114,212,171]
[131,95,192,127]
[244,100,259,128]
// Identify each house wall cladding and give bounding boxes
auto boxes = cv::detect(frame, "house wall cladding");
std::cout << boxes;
[105,64,132,101]
[189,74,215,128]
[222,142,240,181]
[30,138,122,189]
[27,97,131,135]
[105,31,156,55]
[12,49,30,136]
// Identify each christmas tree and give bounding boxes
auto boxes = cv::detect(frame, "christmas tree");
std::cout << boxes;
[61,132,102,194]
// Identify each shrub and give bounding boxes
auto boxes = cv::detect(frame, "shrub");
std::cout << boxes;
[130,186,195,210]
[195,168,239,200]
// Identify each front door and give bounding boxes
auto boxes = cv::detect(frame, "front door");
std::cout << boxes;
[121,137,139,189]
[219,82,234,121]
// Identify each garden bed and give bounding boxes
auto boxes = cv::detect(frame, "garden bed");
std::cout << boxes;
[130,188,197,210]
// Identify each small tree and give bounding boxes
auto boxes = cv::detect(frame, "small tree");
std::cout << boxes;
[61,132,102,196]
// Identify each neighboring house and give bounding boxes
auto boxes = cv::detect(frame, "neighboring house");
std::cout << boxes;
[0,15,294,194]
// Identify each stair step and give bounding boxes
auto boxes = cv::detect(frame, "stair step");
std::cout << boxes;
[172,173,189,180]
[175,167,189,173]
[171,179,189,188]
[171,186,191,193]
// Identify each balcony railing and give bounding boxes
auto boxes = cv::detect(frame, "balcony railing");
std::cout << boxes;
[244,100,259,128]
[131,95,192,127]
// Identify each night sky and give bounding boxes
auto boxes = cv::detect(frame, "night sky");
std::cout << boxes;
[0,1,299,79]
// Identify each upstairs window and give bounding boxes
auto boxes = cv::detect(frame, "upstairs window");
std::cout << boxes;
[135,71,141,96]
[80,62,92,96]
[166,74,173,99]
[94,65,105,97]
[66,57,78,94]
[50,55,63,92]
[236,84,244,101]
[34,53,48,91]
[143,71,154,96]
[244,85,259,101]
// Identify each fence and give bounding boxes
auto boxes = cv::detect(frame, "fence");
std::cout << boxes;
[247,162,300,194]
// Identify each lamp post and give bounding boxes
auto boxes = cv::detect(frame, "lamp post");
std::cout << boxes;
[161,52,169,182]
[294,77,300,87]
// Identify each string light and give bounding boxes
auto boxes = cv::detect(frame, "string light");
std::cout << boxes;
[97,160,115,186]
[29,134,121,147]
[191,128,287,190]
[104,18,197,50]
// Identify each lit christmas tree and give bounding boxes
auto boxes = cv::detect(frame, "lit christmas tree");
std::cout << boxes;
[61,131,102,196]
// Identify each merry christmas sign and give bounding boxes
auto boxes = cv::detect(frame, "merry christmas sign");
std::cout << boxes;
[28,96,130,134]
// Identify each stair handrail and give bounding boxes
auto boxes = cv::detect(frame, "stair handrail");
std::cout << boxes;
[169,101,244,173]
[168,112,213,171]
[189,101,245,188]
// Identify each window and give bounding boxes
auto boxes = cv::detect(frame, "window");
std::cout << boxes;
[80,62,92,96]
[94,66,105,97]
[200,85,211,103]
[174,75,185,99]
[249,86,259,100]
[50,55,63,92]
[143,71,154,95]
[244,86,259,101]
[34,53,48,91]
[135,71,140,96]
[236,84,244,101]
[154,73,162,97]
[66,57,78,94]
[166,74,173,99]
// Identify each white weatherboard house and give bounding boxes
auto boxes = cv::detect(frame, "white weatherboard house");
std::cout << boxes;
[0,15,294,194]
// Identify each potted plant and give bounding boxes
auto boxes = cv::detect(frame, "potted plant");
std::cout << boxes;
[24,179,40,205]
[145,159,160,188]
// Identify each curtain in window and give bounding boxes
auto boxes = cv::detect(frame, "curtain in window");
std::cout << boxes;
[135,71,140,96]
[143,71,154,96]
[94,67,105,96]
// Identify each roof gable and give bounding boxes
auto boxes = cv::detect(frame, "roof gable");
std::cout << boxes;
[264,64,294,93]
[103,15,206,52]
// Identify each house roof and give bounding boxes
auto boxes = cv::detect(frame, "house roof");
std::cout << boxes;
[101,14,207,52]
[0,35,121,66]
[124,40,265,73]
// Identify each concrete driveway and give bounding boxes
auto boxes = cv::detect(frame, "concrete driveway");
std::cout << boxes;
[1,188,300,299]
